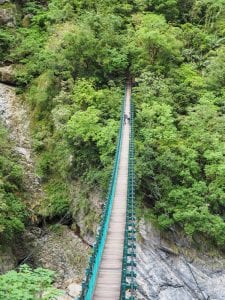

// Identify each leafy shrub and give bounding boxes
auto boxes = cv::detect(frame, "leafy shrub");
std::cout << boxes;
[0,30,13,61]
[0,265,62,300]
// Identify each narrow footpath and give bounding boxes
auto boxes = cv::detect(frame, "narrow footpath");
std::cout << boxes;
[93,82,131,300]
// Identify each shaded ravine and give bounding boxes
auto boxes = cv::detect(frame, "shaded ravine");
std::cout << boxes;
[0,82,89,299]
[136,220,225,300]
[2,82,225,300]
[0,82,42,203]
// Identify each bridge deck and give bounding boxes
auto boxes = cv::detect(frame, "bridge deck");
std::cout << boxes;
[93,83,131,300]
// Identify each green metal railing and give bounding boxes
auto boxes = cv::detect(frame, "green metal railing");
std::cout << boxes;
[120,97,137,300]
[77,87,126,300]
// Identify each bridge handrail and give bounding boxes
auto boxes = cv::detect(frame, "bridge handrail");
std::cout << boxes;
[78,86,126,300]
[120,96,137,300]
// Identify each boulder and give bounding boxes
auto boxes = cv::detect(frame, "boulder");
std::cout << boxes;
[0,65,16,85]
[0,246,17,274]
[22,14,33,27]
[67,282,81,298]
[0,3,16,27]
[56,296,72,300]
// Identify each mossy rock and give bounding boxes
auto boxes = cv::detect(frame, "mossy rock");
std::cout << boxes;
[0,245,17,274]
[0,65,16,84]
[0,1,11,8]
[22,13,32,27]
[0,2,17,27]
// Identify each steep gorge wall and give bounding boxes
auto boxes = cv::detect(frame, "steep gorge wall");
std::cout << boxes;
[0,82,43,202]
[2,65,225,300]
[1,2,225,300]
[0,83,89,299]
[137,221,225,300]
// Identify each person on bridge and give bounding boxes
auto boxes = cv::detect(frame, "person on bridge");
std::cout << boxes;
[124,113,130,124]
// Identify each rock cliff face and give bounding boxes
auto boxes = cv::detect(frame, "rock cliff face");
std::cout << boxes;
[0,83,43,201]
[137,221,225,300]
[0,82,91,299]
[0,65,16,85]
[16,225,89,299]
[0,82,44,274]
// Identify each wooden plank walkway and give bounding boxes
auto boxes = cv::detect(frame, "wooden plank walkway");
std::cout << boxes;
[93,83,131,300]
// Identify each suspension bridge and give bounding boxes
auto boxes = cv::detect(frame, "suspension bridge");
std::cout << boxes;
[78,81,136,300]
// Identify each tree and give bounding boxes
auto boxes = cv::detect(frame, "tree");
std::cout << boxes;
[131,13,183,73]
[206,46,225,89]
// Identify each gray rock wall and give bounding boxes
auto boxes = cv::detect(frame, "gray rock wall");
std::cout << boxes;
[137,221,225,300]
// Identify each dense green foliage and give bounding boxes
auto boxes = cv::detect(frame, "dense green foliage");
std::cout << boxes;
[2,1,126,229]
[132,1,225,247]
[1,0,225,248]
[0,264,61,299]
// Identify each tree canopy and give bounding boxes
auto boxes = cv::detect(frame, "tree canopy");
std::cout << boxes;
[1,0,225,250]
